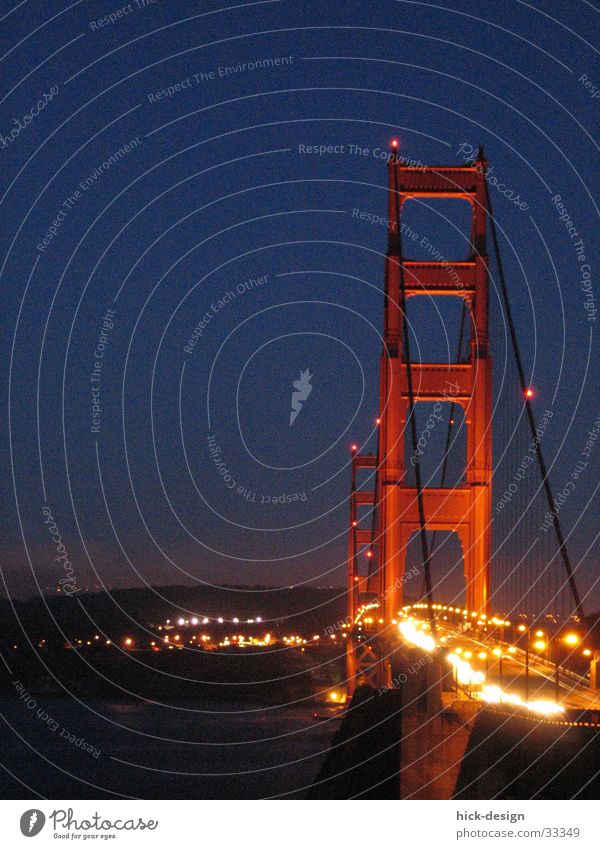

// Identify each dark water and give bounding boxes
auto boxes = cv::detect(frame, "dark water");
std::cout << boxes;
[0,696,341,799]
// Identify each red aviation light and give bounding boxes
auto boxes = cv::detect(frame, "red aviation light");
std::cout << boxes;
[390,138,399,149]
[524,387,535,399]
[351,443,358,452]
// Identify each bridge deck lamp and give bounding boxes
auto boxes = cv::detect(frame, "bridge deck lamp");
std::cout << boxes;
[533,640,546,651]
[563,633,580,646]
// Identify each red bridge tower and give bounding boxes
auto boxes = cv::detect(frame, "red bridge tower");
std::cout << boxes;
[348,149,493,690]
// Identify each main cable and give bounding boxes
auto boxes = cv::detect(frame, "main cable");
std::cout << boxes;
[483,158,584,620]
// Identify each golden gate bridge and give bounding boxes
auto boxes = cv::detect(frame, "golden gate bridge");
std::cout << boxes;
[344,144,597,714]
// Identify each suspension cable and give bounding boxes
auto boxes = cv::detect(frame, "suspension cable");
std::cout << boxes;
[483,159,584,620]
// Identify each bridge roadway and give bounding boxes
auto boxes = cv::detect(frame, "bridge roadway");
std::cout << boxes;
[441,628,600,711]
[400,613,600,714]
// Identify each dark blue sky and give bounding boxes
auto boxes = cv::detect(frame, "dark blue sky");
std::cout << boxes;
[2,0,599,611]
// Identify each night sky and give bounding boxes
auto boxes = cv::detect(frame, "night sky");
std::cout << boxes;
[2,0,599,611]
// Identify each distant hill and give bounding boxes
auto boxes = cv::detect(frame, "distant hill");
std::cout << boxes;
[0,584,347,645]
